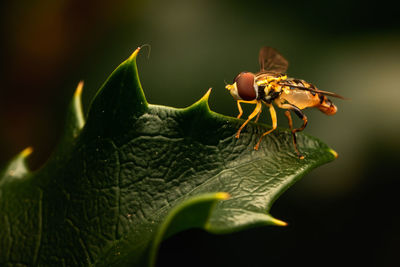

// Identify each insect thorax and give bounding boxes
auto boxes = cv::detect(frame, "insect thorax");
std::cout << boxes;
[256,73,287,104]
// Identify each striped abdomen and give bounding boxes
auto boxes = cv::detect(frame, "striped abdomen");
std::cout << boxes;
[279,78,337,115]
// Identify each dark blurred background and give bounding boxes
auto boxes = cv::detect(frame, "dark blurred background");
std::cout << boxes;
[1,0,399,266]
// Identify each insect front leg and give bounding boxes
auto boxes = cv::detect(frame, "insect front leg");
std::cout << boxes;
[236,100,257,119]
[235,101,262,139]
[282,104,308,159]
[254,104,277,150]
[236,101,244,119]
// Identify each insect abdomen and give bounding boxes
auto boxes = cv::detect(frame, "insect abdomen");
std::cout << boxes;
[317,94,337,115]
[284,78,337,114]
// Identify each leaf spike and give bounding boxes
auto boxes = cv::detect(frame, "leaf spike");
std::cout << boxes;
[184,88,212,113]
[74,80,84,99]
[215,192,230,200]
[198,88,212,109]
[128,44,151,61]
[128,46,142,61]
[328,148,338,159]
[270,217,288,227]
[197,88,212,105]
[201,87,212,103]
[21,146,34,158]
[73,81,85,130]
[1,146,33,181]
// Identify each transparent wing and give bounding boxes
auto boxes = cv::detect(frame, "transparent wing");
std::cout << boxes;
[258,46,289,73]
[279,83,346,99]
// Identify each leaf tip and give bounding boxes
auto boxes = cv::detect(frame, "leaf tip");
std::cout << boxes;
[201,87,212,102]
[270,217,288,227]
[194,88,212,107]
[185,88,212,113]
[128,46,141,61]
[328,148,338,159]
[215,192,230,200]
[196,88,212,105]
[74,80,84,99]
[72,81,85,131]
[129,44,150,61]
[21,146,34,158]
[1,146,33,179]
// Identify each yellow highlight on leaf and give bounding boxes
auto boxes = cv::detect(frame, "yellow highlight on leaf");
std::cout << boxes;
[129,46,142,61]
[21,147,33,158]
[271,217,288,227]
[329,149,338,158]
[201,88,212,102]
[215,192,230,200]
[74,81,84,99]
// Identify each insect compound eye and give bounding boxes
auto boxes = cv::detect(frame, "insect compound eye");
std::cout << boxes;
[235,72,256,101]
[233,72,245,83]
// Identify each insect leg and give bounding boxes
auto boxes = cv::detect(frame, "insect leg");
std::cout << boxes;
[236,100,257,119]
[254,104,277,150]
[282,104,308,159]
[236,101,244,119]
[284,110,303,159]
[235,101,262,139]
[286,105,308,133]
[254,106,262,123]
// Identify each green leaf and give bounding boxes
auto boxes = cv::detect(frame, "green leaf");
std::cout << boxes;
[0,47,337,266]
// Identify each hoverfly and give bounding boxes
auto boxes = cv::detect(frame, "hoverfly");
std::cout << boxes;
[225,46,344,159]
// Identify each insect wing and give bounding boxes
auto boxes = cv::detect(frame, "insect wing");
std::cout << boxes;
[280,83,346,99]
[258,46,289,73]
[306,88,346,99]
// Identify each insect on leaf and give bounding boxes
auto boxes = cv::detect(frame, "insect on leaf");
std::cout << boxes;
[0,47,337,266]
